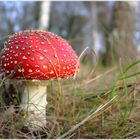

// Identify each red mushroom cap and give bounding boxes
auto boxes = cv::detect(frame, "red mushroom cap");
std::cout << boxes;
[0,30,79,80]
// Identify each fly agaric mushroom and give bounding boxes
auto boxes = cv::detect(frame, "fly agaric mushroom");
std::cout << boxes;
[0,30,79,129]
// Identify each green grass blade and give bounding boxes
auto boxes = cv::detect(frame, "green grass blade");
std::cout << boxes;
[121,60,140,74]
[119,71,140,80]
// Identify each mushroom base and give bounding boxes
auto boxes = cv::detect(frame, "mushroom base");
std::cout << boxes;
[21,80,47,130]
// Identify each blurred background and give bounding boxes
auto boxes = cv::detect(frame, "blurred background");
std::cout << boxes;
[0,1,140,67]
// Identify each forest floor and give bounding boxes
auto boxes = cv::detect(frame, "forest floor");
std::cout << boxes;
[0,61,140,139]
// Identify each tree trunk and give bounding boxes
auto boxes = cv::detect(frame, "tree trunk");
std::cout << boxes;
[103,2,137,66]
[39,1,51,30]
[80,2,99,64]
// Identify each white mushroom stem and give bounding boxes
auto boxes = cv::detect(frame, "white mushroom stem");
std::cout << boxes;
[21,80,47,130]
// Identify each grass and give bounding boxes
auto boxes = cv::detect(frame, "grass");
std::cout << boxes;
[0,61,140,138]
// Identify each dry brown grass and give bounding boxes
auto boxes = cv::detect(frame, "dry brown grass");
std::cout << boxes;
[0,63,140,138]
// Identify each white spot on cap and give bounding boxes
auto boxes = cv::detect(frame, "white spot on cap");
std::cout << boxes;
[35,70,40,72]
[43,50,47,53]
[14,61,17,64]
[35,65,39,68]
[54,54,57,58]
[18,68,24,73]
[43,65,47,69]
[39,56,44,60]
[49,70,54,74]
[11,70,14,73]
[6,70,10,74]
[15,53,18,57]
[41,42,45,45]
[31,57,35,61]
[21,47,25,51]
[29,69,32,73]
[29,45,32,49]
[48,42,51,45]
[5,48,9,51]
[22,56,27,60]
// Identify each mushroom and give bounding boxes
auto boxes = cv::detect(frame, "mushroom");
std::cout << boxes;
[0,30,79,129]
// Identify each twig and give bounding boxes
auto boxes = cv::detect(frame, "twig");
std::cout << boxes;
[85,82,136,100]
[0,35,10,41]
[88,48,98,78]
[0,73,6,88]
[73,47,89,80]
[57,95,117,139]
[0,105,16,125]
[84,66,117,85]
